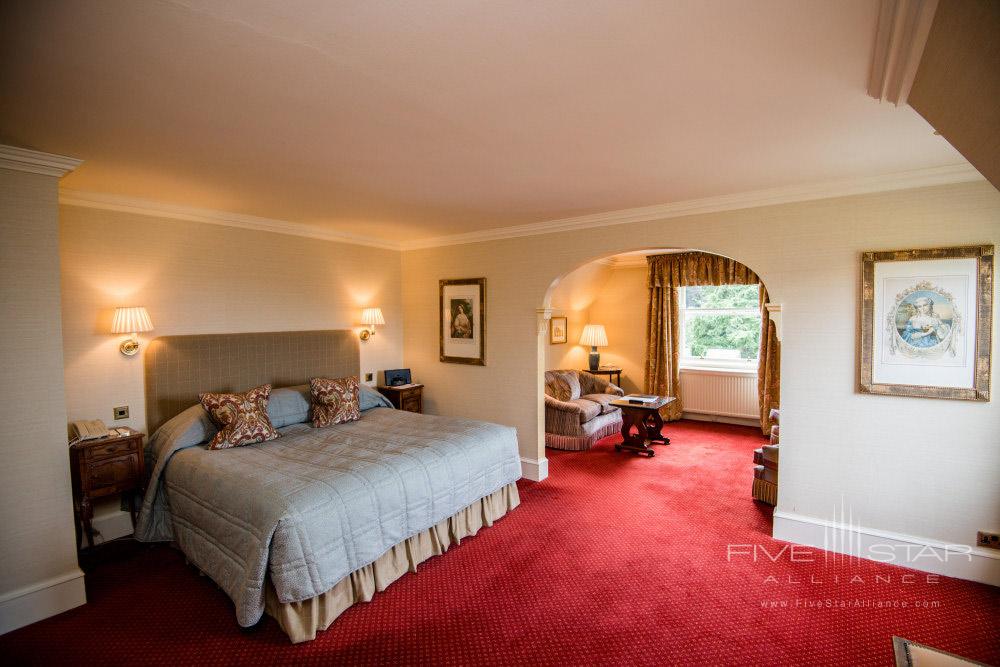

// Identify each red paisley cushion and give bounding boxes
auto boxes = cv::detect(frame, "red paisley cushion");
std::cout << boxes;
[199,384,280,450]
[310,376,361,428]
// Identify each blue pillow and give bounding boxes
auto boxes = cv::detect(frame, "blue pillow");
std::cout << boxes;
[267,385,312,427]
[360,384,394,411]
[268,383,392,429]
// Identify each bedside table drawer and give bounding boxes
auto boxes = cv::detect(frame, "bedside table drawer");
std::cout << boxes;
[88,438,138,461]
[377,384,424,414]
[87,454,139,492]
[71,429,146,550]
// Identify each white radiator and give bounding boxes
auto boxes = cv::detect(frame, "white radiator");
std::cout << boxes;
[679,369,758,419]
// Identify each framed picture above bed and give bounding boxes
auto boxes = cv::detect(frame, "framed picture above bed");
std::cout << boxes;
[860,244,993,401]
[440,278,486,365]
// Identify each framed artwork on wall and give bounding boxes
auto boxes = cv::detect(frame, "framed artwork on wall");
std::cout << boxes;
[440,278,486,365]
[860,244,993,400]
[550,316,568,344]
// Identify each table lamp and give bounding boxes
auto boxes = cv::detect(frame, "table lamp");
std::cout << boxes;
[580,324,608,372]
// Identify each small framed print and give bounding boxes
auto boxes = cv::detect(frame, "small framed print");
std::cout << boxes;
[860,245,993,400]
[550,316,568,344]
[440,278,486,365]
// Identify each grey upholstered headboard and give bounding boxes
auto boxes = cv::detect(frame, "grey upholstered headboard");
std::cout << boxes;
[143,330,360,434]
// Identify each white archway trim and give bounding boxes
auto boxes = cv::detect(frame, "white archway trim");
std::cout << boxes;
[529,307,553,482]
[765,303,783,342]
[536,308,553,334]
[520,457,549,482]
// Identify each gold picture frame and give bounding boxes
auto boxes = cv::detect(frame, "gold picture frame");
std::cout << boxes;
[860,244,993,400]
[440,278,486,365]
[549,316,568,344]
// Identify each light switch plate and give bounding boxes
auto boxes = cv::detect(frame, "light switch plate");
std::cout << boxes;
[113,405,129,420]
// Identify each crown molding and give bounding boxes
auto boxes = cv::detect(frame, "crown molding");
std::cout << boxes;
[867,0,939,106]
[0,145,82,177]
[58,189,400,251]
[58,163,982,253]
[401,163,983,250]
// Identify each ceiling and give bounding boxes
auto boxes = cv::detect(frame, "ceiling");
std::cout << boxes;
[0,0,967,245]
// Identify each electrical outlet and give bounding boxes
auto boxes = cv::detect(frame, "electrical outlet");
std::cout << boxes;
[364,372,374,382]
[977,531,1000,550]
[113,405,129,420]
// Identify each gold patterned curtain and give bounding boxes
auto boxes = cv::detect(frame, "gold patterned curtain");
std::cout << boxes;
[757,285,780,436]
[645,252,779,434]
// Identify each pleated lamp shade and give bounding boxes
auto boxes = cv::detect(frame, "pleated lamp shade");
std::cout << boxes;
[361,307,386,326]
[580,324,608,347]
[112,306,154,334]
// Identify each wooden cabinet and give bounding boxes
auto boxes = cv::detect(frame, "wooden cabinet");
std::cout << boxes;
[70,430,145,550]
[377,384,424,414]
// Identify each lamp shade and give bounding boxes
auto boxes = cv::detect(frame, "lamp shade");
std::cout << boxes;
[111,306,154,334]
[361,307,386,326]
[580,324,608,347]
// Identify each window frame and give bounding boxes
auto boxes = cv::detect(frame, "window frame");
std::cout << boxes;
[677,285,761,372]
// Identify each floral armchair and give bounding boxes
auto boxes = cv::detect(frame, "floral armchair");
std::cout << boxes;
[544,370,625,451]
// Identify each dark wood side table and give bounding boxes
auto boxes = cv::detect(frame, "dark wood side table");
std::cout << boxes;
[582,367,623,389]
[377,384,424,414]
[610,396,675,457]
[69,429,145,549]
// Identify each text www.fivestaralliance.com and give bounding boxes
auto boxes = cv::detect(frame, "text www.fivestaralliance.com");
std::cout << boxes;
[760,599,941,610]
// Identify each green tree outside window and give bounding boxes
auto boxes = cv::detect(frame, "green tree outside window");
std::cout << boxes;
[682,285,760,361]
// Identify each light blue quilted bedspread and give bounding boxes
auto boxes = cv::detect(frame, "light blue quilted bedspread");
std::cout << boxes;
[135,407,521,627]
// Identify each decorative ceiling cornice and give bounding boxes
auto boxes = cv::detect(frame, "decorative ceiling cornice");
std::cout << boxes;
[58,163,983,252]
[57,189,400,251]
[0,145,82,177]
[401,163,983,250]
[868,0,939,106]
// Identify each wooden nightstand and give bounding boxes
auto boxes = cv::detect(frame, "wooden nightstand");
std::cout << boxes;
[69,429,145,550]
[377,384,424,414]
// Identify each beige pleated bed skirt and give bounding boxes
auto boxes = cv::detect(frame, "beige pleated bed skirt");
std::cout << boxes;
[264,482,521,643]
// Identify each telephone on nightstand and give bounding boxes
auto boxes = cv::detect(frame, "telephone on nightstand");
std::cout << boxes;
[70,419,112,444]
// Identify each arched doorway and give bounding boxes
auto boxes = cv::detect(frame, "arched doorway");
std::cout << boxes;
[534,247,779,483]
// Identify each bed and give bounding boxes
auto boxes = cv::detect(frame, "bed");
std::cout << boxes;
[134,330,522,643]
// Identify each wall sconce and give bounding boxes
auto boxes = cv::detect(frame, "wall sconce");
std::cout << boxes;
[111,306,154,356]
[359,307,385,341]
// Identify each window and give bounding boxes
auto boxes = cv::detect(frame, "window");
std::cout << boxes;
[678,284,761,370]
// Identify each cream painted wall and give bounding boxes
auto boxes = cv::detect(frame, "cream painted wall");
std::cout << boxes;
[544,261,612,371]
[0,169,83,632]
[586,265,648,394]
[60,205,404,436]
[402,181,1000,551]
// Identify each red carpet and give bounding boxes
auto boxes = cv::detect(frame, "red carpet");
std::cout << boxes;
[2,420,998,665]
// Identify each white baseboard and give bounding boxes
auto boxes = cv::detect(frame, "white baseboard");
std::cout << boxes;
[0,569,86,635]
[773,510,1000,586]
[683,412,759,428]
[520,456,549,482]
